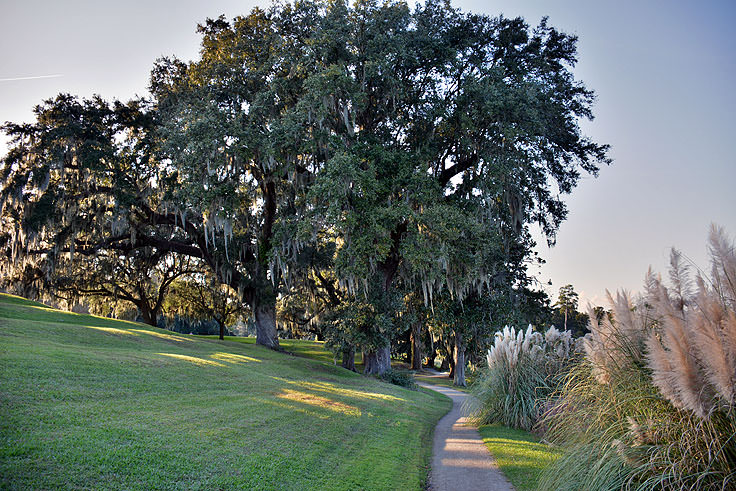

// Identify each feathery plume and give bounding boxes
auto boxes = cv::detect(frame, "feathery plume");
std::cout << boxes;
[644,226,736,417]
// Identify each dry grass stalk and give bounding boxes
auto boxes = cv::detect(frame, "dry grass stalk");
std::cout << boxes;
[645,226,736,418]
[584,290,647,384]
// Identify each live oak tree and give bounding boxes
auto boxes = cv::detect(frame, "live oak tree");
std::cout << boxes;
[53,249,196,326]
[0,0,609,375]
[0,95,187,325]
[301,0,609,374]
[150,4,328,349]
[0,94,247,333]
[0,93,259,332]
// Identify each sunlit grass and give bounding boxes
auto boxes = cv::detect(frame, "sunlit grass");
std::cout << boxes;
[413,372,471,392]
[156,352,226,367]
[275,377,407,403]
[204,335,367,369]
[130,329,191,342]
[277,389,362,417]
[479,424,563,491]
[210,352,261,363]
[0,292,142,328]
[83,325,139,336]
[0,293,450,490]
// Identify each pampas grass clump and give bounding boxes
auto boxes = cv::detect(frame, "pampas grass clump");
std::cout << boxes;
[539,225,736,490]
[646,226,736,418]
[468,324,579,431]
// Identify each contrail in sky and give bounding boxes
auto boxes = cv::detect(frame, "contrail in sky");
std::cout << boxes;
[0,74,63,82]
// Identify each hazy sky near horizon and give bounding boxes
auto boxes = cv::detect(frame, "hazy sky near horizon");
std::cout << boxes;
[1,0,734,308]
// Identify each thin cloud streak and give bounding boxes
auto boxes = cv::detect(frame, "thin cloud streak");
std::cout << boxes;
[0,74,62,82]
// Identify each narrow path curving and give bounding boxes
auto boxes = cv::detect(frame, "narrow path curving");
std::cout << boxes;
[418,374,515,491]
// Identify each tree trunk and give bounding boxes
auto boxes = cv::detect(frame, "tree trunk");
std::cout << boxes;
[218,320,225,341]
[410,322,422,370]
[364,256,401,377]
[363,344,391,375]
[138,303,157,327]
[255,301,279,349]
[447,339,455,378]
[453,331,466,387]
[425,334,436,368]
[341,345,356,372]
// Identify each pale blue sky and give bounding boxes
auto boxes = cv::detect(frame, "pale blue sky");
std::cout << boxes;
[1,0,734,308]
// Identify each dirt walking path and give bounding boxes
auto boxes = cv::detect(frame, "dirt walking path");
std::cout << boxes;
[418,375,515,491]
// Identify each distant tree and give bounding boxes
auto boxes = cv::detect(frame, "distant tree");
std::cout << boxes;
[404,292,431,371]
[592,305,611,323]
[281,238,342,337]
[555,284,579,330]
[164,272,246,340]
[443,294,498,387]
[0,95,197,326]
[54,250,196,326]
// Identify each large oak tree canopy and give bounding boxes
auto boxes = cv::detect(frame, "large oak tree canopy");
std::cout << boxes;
[293,0,609,372]
[0,0,608,367]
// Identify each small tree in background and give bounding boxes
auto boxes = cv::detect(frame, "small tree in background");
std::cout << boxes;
[164,273,246,340]
[555,284,579,330]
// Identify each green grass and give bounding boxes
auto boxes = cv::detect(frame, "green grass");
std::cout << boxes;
[478,424,563,491]
[413,372,471,392]
[201,336,365,370]
[0,293,450,490]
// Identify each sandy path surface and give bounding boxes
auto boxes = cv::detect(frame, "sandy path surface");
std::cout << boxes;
[418,375,515,491]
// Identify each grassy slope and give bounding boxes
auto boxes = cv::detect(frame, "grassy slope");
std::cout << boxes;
[0,294,450,490]
[478,424,563,491]
[200,336,366,370]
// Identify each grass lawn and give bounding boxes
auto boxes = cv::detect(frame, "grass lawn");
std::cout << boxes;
[201,335,366,370]
[478,424,563,491]
[413,372,471,392]
[0,293,450,490]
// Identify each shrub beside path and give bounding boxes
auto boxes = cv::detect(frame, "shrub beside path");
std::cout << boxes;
[417,373,515,491]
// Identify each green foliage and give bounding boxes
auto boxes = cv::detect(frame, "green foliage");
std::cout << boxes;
[0,0,608,356]
[379,369,418,390]
[0,293,449,489]
[322,277,404,362]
